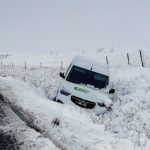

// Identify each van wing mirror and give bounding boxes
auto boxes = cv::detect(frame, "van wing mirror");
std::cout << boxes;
[59,72,65,79]
[109,89,115,94]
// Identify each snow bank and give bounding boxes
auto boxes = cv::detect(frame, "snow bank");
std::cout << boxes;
[0,77,133,150]
[98,67,150,150]
[1,63,150,149]
[0,66,60,99]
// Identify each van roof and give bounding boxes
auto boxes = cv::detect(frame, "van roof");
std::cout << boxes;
[71,55,109,76]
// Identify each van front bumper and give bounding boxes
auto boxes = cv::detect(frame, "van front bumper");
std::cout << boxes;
[56,93,110,115]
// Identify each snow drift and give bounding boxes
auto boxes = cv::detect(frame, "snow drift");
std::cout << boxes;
[0,75,133,150]
[0,64,150,149]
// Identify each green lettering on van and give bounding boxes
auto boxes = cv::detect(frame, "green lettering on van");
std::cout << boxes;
[74,87,89,93]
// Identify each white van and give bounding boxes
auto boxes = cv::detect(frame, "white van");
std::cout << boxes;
[55,56,114,114]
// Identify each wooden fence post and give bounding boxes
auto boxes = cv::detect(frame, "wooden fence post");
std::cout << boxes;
[127,53,130,65]
[24,62,27,69]
[139,50,144,67]
[60,61,63,71]
[106,56,109,65]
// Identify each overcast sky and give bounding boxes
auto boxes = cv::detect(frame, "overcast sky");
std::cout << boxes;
[0,0,150,52]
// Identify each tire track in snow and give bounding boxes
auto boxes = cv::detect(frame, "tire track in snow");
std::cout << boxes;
[0,94,66,150]
[0,99,19,150]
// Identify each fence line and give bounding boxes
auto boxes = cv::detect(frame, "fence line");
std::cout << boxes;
[106,50,149,68]
[0,50,150,69]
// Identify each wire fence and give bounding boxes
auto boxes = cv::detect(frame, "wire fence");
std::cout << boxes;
[105,50,149,68]
[0,50,150,70]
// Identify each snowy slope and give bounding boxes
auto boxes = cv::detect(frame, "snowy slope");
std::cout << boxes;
[0,47,150,149]
[0,76,133,150]
[0,65,150,149]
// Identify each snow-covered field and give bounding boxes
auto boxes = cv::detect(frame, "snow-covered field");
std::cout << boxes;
[1,47,150,68]
[0,49,150,150]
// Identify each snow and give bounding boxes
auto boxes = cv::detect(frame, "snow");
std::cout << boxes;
[0,93,58,150]
[0,48,150,149]
[1,47,150,69]
[103,67,150,149]
[0,75,133,150]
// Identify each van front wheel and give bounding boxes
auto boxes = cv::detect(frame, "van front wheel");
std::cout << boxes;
[56,99,64,104]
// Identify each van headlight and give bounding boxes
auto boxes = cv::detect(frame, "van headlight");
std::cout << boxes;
[60,86,71,96]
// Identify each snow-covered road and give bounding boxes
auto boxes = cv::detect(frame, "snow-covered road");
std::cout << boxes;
[0,93,59,150]
[0,97,18,150]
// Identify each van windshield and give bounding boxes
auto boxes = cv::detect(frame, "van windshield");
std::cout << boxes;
[66,66,109,89]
